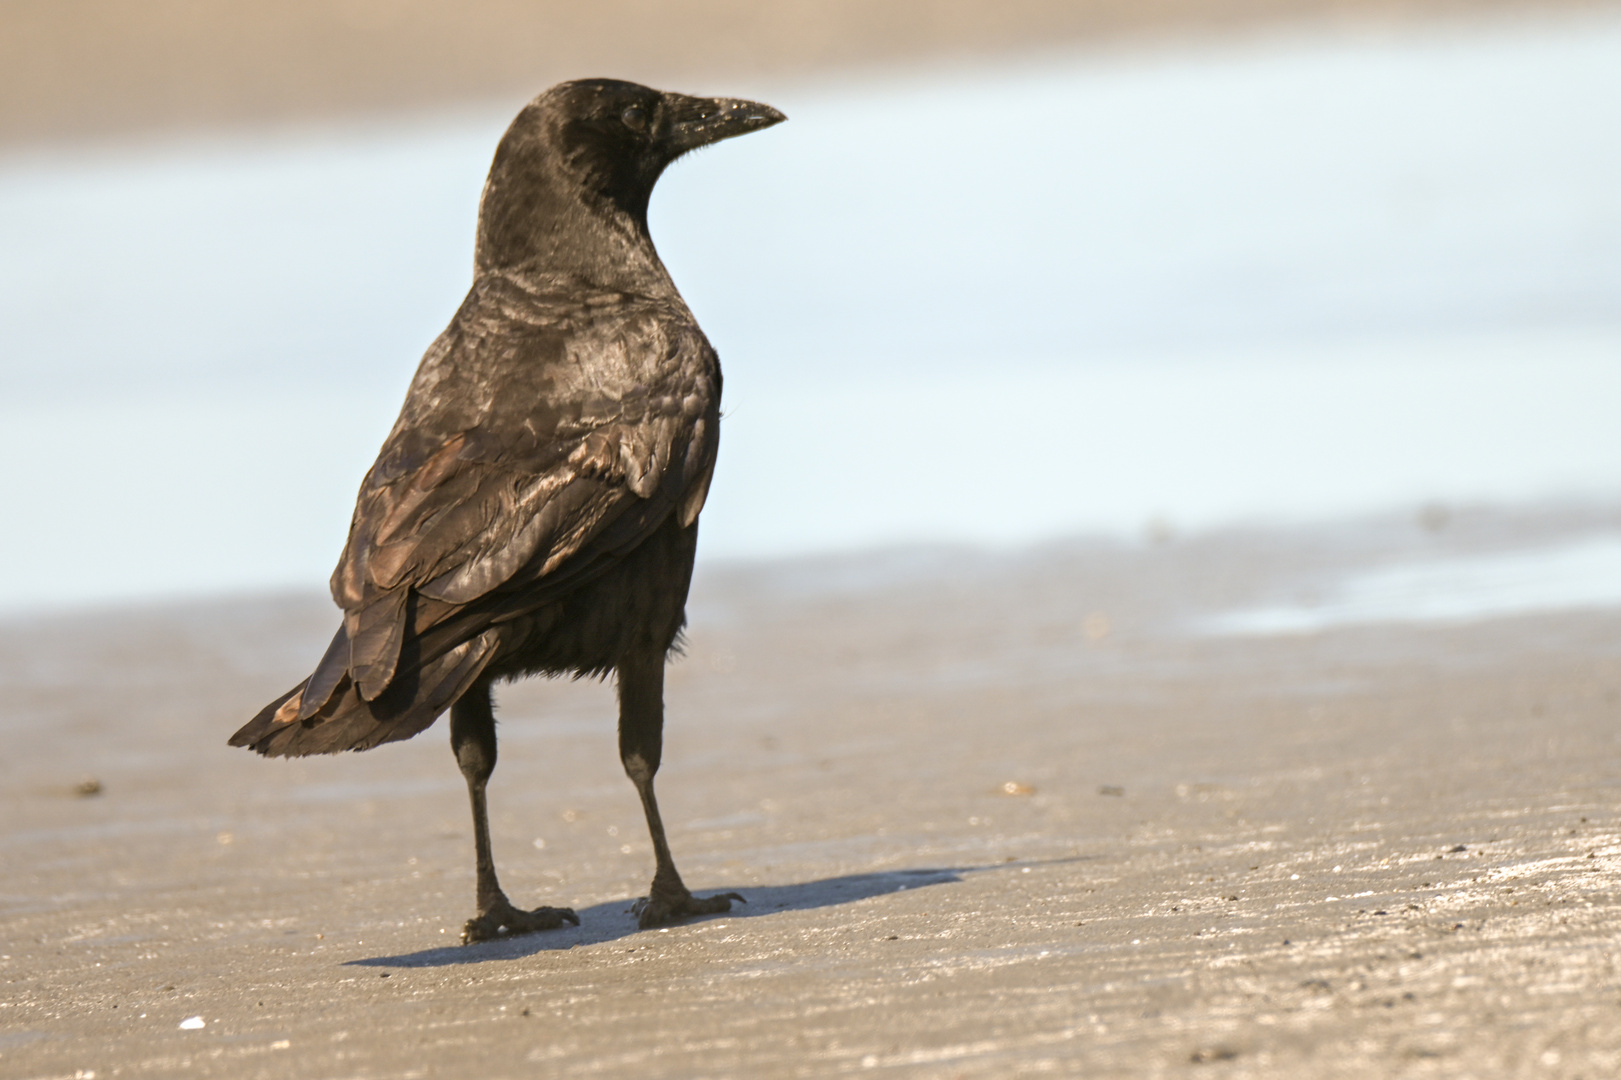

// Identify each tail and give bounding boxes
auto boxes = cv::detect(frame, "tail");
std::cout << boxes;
[230,626,500,757]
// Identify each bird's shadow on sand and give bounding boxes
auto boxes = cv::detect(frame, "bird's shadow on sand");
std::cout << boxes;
[348,856,1089,969]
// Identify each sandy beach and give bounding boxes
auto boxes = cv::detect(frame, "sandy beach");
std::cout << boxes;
[1,0,1602,146]
[4,505,1620,1077]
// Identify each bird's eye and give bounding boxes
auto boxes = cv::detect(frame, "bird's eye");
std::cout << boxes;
[621,106,648,133]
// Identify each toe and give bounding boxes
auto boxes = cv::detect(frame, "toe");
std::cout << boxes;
[635,900,671,930]
[511,905,577,932]
[461,903,578,943]
[461,915,498,944]
[691,891,740,914]
[634,889,745,927]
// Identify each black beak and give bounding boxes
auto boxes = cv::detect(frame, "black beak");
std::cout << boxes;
[660,94,786,157]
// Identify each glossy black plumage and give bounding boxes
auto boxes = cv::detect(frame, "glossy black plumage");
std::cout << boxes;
[230,79,783,940]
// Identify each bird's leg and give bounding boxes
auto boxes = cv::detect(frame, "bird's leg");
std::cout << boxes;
[619,651,744,929]
[451,682,578,943]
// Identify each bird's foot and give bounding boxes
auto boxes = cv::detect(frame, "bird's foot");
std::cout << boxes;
[461,898,579,944]
[631,887,745,929]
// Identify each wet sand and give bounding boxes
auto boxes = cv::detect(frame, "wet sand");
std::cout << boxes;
[4,506,1620,1077]
[2,0,1604,146]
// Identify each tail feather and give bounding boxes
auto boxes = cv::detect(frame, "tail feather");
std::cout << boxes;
[229,629,501,757]
[229,682,306,748]
[297,624,352,720]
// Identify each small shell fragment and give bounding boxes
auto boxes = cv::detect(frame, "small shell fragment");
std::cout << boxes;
[998,781,1035,796]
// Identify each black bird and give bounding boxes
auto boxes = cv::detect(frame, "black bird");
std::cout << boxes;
[231,80,784,943]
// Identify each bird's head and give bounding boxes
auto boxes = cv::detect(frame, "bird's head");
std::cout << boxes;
[476,79,785,276]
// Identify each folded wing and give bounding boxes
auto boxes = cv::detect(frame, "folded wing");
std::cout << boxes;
[231,283,720,755]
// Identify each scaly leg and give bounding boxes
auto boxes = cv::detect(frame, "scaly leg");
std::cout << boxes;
[451,682,578,943]
[618,650,743,929]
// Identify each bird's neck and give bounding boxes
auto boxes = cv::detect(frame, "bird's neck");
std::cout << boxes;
[473,172,675,298]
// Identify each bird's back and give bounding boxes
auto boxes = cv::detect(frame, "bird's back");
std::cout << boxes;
[231,272,721,757]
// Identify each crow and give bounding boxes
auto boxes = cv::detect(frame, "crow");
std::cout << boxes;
[230,79,784,943]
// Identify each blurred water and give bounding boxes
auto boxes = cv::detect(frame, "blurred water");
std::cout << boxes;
[2,11,1619,613]
[1206,536,1621,635]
